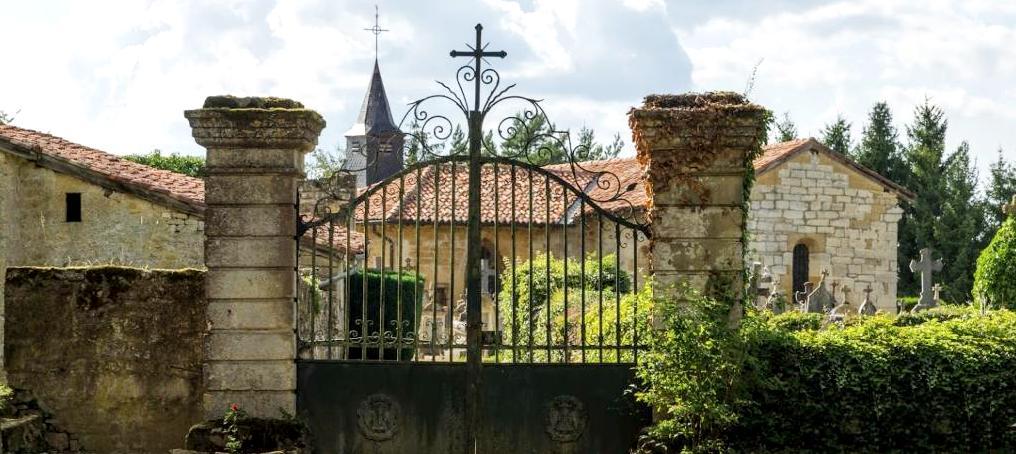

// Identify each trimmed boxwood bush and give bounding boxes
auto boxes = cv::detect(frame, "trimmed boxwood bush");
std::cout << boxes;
[974,216,1016,310]
[637,291,1016,453]
[347,269,424,360]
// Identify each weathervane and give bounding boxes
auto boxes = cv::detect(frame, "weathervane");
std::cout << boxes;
[363,5,389,58]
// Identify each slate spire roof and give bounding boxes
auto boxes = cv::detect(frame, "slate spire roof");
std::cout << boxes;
[344,60,400,138]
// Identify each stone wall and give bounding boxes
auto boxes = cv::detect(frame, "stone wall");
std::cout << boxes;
[0,153,204,269]
[4,266,207,453]
[747,149,903,311]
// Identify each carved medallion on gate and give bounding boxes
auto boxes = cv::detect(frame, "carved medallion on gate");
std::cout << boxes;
[357,393,401,441]
[545,395,587,443]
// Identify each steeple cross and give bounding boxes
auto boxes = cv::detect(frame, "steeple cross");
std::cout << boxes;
[450,24,507,111]
[363,5,389,59]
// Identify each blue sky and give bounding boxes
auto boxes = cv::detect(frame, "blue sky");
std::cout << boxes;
[1,0,1014,185]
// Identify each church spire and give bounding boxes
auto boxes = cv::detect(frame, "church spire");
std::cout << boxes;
[342,7,403,187]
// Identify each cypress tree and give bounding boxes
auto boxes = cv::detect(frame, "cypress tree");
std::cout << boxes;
[820,114,852,155]
[936,142,984,302]
[854,102,907,184]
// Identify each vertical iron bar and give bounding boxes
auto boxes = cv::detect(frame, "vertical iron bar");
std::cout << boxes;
[579,199,586,364]
[615,222,622,363]
[510,164,518,364]
[361,195,369,361]
[396,175,405,361]
[544,175,551,362]
[527,167,534,363]
[327,220,335,360]
[493,163,501,363]
[432,164,440,362]
[379,185,388,360]
[562,191,569,363]
[310,217,317,360]
[344,208,352,360]
[414,166,422,361]
[449,161,457,359]
[598,214,604,363]
[632,229,639,365]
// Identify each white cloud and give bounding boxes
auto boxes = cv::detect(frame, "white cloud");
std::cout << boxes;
[677,0,1016,183]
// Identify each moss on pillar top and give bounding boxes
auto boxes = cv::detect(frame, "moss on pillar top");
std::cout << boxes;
[202,96,305,109]
[637,91,767,116]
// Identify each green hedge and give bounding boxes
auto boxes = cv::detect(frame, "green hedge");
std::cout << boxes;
[347,269,424,360]
[637,292,1016,453]
[495,253,633,362]
[974,216,1016,310]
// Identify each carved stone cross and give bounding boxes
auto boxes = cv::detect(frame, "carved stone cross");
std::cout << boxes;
[859,284,877,316]
[910,247,943,312]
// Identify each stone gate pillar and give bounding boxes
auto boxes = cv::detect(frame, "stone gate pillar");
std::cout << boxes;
[629,92,767,309]
[185,96,324,419]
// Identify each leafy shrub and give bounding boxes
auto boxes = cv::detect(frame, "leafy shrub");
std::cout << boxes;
[897,295,919,312]
[347,269,424,360]
[974,216,1016,310]
[638,290,1016,452]
[123,149,206,177]
[763,310,823,332]
[496,253,633,362]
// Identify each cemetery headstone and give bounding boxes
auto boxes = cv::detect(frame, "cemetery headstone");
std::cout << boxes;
[909,247,943,312]
[805,270,836,313]
[858,284,878,316]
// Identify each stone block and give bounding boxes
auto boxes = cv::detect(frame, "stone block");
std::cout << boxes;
[651,206,743,239]
[207,269,294,300]
[205,175,299,205]
[205,148,304,170]
[206,331,295,361]
[205,205,296,237]
[207,300,294,330]
[203,390,295,420]
[651,238,743,272]
[650,174,746,206]
[205,360,295,391]
[206,237,295,268]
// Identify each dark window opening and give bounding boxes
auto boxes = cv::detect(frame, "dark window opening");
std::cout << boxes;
[65,193,82,222]
[792,243,810,295]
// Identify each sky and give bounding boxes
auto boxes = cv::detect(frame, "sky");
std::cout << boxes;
[1,0,1014,186]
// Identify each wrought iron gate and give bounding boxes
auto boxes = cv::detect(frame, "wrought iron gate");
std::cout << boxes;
[295,24,651,453]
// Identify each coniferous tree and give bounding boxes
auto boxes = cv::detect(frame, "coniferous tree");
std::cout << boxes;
[820,114,852,155]
[854,102,907,184]
[773,112,797,143]
[898,100,948,295]
[936,142,984,302]
[985,149,1016,232]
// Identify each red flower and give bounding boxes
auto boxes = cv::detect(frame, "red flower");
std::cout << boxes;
[230,403,239,412]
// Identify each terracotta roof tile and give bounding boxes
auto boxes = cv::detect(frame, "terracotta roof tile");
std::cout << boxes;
[0,124,364,254]
[0,124,206,212]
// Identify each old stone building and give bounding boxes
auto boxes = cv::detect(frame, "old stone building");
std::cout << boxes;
[747,138,913,312]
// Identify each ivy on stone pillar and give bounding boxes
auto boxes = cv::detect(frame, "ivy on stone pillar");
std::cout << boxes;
[185,96,325,419]
[628,92,768,321]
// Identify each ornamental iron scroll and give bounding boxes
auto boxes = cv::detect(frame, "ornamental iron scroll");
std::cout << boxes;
[314,24,650,232]
[357,393,401,441]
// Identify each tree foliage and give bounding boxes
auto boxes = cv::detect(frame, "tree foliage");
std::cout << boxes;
[986,149,1016,231]
[935,142,985,302]
[819,114,852,155]
[772,111,797,143]
[637,300,1016,452]
[123,149,205,177]
[974,216,1016,310]
[854,101,908,187]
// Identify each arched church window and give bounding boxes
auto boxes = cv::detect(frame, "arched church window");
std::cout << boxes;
[792,243,810,295]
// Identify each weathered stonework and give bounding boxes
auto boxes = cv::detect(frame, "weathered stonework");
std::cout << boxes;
[186,96,324,419]
[629,92,768,302]
[747,149,903,312]
[4,266,206,454]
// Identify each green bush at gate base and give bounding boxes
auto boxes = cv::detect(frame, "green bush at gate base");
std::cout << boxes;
[636,290,1016,453]
[347,269,424,360]
[974,216,1016,310]
[495,253,634,362]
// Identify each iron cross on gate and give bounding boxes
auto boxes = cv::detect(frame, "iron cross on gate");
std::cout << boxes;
[450,24,506,453]
[450,24,508,111]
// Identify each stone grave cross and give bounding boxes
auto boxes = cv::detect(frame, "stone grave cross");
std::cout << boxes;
[858,284,877,315]
[909,247,943,312]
